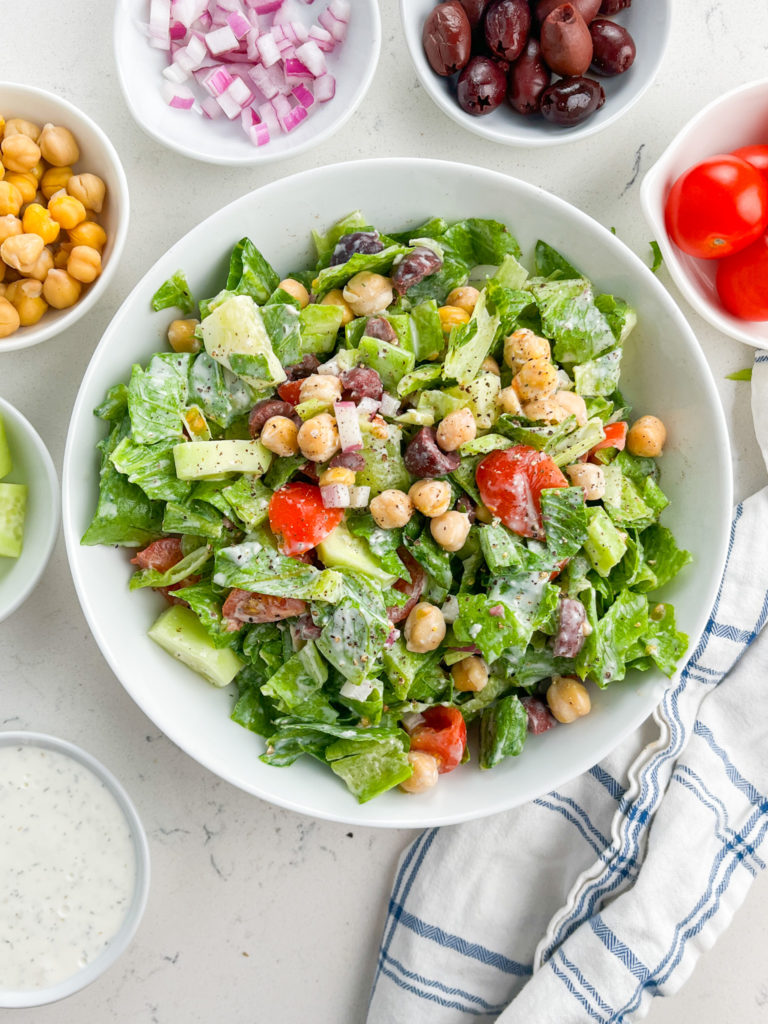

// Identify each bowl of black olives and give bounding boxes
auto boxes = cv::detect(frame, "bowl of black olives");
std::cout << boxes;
[402,0,670,145]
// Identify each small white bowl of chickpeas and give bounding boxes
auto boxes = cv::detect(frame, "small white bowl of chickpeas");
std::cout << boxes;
[0,82,129,352]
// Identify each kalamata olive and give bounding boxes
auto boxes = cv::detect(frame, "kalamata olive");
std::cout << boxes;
[484,0,531,62]
[404,427,461,477]
[540,4,594,76]
[508,37,551,115]
[599,0,630,12]
[458,0,492,29]
[589,18,636,75]
[457,55,508,115]
[540,75,605,125]
[329,451,366,472]
[363,316,398,343]
[423,1,472,76]
[284,354,320,380]
[392,246,443,295]
[248,399,298,437]
[536,0,601,24]
[552,597,587,657]
[340,366,384,403]
[330,231,384,266]
[455,493,477,523]
[520,696,557,734]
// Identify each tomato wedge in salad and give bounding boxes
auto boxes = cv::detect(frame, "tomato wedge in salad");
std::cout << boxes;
[130,536,184,571]
[409,706,467,774]
[277,379,303,405]
[589,421,627,459]
[268,481,343,556]
[476,445,568,539]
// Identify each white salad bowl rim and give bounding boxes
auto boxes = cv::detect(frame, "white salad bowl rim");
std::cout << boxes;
[63,157,732,827]
[113,0,382,166]
[640,76,768,349]
[0,730,150,1008]
[0,81,130,353]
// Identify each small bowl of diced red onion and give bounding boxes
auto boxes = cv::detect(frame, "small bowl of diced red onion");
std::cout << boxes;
[113,0,382,165]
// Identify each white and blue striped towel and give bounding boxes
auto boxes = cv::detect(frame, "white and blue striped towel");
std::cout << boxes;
[368,352,768,1023]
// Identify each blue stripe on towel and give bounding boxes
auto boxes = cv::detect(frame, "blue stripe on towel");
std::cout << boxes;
[380,950,509,1014]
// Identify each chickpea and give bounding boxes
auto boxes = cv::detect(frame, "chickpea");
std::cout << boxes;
[3,118,41,140]
[512,357,558,403]
[42,268,82,309]
[400,751,439,794]
[67,220,107,251]
[565,462,605,501]
[5,172,36,204]
[25,246,54,283]
[48,194,87,230]
[22,203,59,244]
[318,466,356,487]
[320,288,354,325]
[1,134,41,173]
[278,277,309,308]
[370,489,414,530]
[0,296,20,338]
[451,655,489,693]
[41,165,73,201]
[67,244,101,283]
[436,408,476,452]
[522,398,570,424]
[342,272,394,317]
[0,181,23,216]
[430,510,471,552]
[53,245,71,269]
[0,263,4,284]
[299,373,343,406]
[481,355,501,376]
[6,278,47,327]
[553,389,588,426]
[546,675,591,724]
[404,602,446,654]
[167,318,201,353]
[438,304,470,335]
[0,214,22,246]
[627,415,666,458]
[0,284,5,296]
[408,479,451,518]
[260,415,299,458]
[368,415,389,440]
[66,172,106,213]
[497,385,523,416]
[1,233,44,273]
[503,328,551,371]
[297,412,339,463]
[445,285,480,314]
[37,123,80,167]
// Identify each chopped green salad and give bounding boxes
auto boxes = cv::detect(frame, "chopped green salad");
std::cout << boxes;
[83,212,691,803]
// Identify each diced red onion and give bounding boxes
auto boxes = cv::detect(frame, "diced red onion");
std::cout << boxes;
[149,0,172,48]
[227,10,251,37]
[378,392,400,418]
[163,61,190,83]
[273,0,303,23]
[205,24,238,53]
[295,39,326,76]
[201,96,224,117]
[162,82,196,108]
[308,25,334,51]
[488,604,504,618]
[248,62,278,99]
[257,100,280,135]
[317,358,339,374]
[247,0,283,11]
[334,401,364,453]
[313,73,335,102]
[385,628,401,649]
[320,484,350,509]
[329,0,349,19]
[292,84,315,109]
[283,57,313,81]
[357,396,380,419]
[450,644,481,654]
[216,81,244,117]
[202,66,234,95]
[256,31,281,66]
[170,20,188,40]
[271,92,292,118]
[348,485,370,508]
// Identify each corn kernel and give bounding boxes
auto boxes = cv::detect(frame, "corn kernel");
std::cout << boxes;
[318,466,356,487]
[41,165,73,200]
[48,194,86,230]
[22,203,60,244]
[67,220,106,250]
[438,304,471,335]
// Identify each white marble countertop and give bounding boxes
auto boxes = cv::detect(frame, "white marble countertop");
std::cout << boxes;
[2,1,768,1021]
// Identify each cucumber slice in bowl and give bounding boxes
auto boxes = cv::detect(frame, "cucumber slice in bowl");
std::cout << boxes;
[0,483,27,559]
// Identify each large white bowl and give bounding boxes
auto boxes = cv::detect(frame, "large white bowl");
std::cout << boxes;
[641,77,768,349]
[114,0,381,165]
[401,0,670,148]
[63,158,732,828]
[0,82,130,353]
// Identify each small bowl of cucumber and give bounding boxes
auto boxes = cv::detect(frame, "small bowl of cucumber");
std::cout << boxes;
[0,398,60,624]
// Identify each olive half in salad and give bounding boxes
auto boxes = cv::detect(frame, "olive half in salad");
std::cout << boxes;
[83,212,691,803]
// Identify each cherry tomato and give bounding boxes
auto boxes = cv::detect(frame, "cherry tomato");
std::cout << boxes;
[476,445,567,540]
[409,705,467,774]
[731,145,768,180]
[222,588,307,630]
[277,379,303,405]
[130,536,184,572]
[268,481,343,556]
[664,154,768,259]
[589,421,627,460]
[716,231,768,321]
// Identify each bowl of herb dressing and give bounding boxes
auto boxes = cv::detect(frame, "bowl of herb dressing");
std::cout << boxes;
[0,732,150,1007]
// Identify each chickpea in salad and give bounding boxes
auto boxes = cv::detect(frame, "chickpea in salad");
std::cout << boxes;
[82,212,691,804]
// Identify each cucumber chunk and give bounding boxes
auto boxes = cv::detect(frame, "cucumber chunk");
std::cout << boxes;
[173,439,272,480]
[0,414,11,480]
[0,483,27,558]
[148,605,245,687]
[317,522,397,586]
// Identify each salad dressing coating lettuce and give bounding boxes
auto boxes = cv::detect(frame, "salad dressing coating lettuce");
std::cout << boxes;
[84,214,693,803]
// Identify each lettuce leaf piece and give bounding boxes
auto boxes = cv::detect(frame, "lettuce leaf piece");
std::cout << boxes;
[242,622,285,679]
[221,474,271,530]
[514,647,573,689]
[110,436,191,504]
[129,542,212,590]
[260,719,340,766]
[628,603,688,677]
[440,218,522,266]
[94,383,128,422]
[540,486,588,559]
[261,641,329,713]
[357,334,415,390]
[641,524,693,590]
[549,417,605,467]
[345,512,408,579]
[641,475,669,517]
[478,520,527,573]
[188,352,254,429]
[534,240,581,280]
[387,216,450,246]
[162,499,224,539]
[326,732,412,803]
[127,353,192,445]
[453,591,529,664]
[315,572,391,684]
[356,424,411,497]
[313,244,411,298]
[192,479,234,517]
[583,506,628,577]
[81,418,164,547]
[231,666,276,735]
[169,579,237,648]
[404,523,453,591]
[479,694,527,769]
[495,413,577,452]
[382,638,443,702]
[455,670,513,720]
[201,294,286,390]
[263,302,301,365]
[404,250,469,305]
[299,304,344,356]
[263,452,305,491]
[602,462,657,529]
[409,300,445,362]
[312,211,372,266]
[608,533,658,595]
[529,278,617,365]
[484,279,532,338]
[151,270,195,313]
[587,588,648,687]
[595,294,637,344]
[397,363,443,399]
[442,290,501,386]
[460,433,513,457]
[213,540,344,603]
[574,348,623,398]
[225,237,280,306]
[450,452,482,503]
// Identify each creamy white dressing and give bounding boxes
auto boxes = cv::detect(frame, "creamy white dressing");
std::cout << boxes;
[0,744,136,992]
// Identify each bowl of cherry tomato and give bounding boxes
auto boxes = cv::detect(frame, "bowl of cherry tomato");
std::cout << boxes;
[641,77,768,348]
